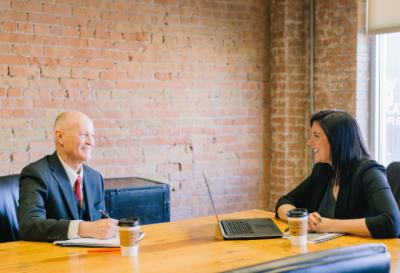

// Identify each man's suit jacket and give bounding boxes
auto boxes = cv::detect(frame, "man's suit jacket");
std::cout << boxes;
[17,152,105,242]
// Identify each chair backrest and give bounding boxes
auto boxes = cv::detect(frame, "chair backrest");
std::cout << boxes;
[0,174,20,243]
[223,243,390,273]
[387,161,400,209]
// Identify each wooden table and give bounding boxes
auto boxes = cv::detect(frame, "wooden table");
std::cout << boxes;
[1,210,400,273]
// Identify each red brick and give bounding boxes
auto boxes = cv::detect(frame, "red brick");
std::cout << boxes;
[0,0,10,9]
[0,11,27,21]
[50,89,67,98]
[79,28,95,38]
[71,68,99,80]
[59,58,86,67]
[116,81,142,90]
[87,59,114,70]
[96,98,120,109]
[44,47,72,58]
[89,80,115,90]
[8,66,39,77]
[100,50,129,61]
[72,7,101,18]
[1,98,32,107]
[0,44,12,53]
[0,32,28,43]
[41,66,71,78]
[29,57,59,66]
[1,22,17,32]
[28,13,59,25]
[59,37,87,47]
[100,12,129,21]
[29,78,60,88]
[6,88,22,97]
[94,29,109,39]
[51,26,79,37]
[33,98,65,108]
[42,4,72,16]
[56,0,86,6]
[124,32,149,42]
[59,17,87,27]
[87,39,114,49]
[17,22,34,33]
[155,0,178,5]
[60,78,88,89]
[109,31,124,41]
[64,99,93,109]
[30,34,58,46]
[0,87,6,96]
[100,71,127,81]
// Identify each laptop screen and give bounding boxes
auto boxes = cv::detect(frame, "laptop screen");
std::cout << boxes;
[202,172,221,223]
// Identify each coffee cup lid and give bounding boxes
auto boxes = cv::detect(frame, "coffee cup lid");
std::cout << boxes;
[287,208,308,218]
[118,217,140,227]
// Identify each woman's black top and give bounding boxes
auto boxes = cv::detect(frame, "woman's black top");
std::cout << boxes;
[317,177,335,218]
[275,159,400,238]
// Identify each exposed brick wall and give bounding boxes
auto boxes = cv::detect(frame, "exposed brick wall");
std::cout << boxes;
[314,0,370,143]
[0,0,269,220]
[268,0,311,209]
[268,0,369,206]
[314,0,359,113]
[0,0,369,220]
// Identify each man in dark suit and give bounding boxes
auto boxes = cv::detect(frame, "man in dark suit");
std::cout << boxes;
[18,111,118,242]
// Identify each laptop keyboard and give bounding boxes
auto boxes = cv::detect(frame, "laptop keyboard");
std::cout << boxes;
[224,220,254,235]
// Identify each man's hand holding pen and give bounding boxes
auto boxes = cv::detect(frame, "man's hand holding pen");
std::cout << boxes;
[99,209,111,219]
[77,210,118,239]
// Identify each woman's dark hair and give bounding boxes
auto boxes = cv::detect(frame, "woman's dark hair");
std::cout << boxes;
[310,109,370,186]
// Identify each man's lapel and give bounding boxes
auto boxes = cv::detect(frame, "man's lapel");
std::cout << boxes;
[49,152,79,219]
[82,166,94,221]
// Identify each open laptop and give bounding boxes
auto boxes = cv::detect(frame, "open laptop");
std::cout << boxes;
[202,173,283,240]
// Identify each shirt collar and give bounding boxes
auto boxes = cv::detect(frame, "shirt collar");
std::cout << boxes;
[57,153,84,188]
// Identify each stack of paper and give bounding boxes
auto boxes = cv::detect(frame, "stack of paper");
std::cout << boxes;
[53,232,145,247]
[307,232,344,244]
[282,232,344,244]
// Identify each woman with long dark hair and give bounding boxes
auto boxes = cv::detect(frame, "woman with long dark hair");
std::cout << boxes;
[276,110,400,238]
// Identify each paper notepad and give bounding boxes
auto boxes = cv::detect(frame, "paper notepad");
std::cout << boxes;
[53,232,145,247]
[283,232,344,244]
[306,232,344,244]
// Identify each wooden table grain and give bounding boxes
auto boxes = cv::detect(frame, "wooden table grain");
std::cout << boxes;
[1,210,400,273]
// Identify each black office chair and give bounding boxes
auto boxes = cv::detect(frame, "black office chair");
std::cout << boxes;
[0,174,20,242]
[387,161,400,209]
[223,243,390,273]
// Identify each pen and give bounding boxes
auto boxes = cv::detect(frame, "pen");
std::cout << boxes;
[99,209,110,218]
[87,248,120,253]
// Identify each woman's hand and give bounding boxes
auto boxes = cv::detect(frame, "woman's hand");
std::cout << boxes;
[308,212,333,232]
[277,204,296,221]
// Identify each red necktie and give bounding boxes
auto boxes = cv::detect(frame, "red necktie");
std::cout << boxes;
[74,176,82,207]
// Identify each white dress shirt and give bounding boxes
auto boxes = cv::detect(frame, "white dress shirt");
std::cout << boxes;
[57,154,84,239]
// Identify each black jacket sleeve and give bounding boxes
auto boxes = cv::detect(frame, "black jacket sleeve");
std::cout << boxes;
[362,166,400,238]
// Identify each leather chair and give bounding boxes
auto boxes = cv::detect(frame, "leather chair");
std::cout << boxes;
[387,161,400,209]
[0,174,20,243]
[223,243,390,273]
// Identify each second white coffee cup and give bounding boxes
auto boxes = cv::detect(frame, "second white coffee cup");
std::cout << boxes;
[287,208,308,246]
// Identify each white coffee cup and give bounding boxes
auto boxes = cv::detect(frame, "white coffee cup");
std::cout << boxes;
[287,208,308,246]
[118,217,140,256]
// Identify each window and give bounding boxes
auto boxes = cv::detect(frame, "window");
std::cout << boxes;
[372,32,400,165]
